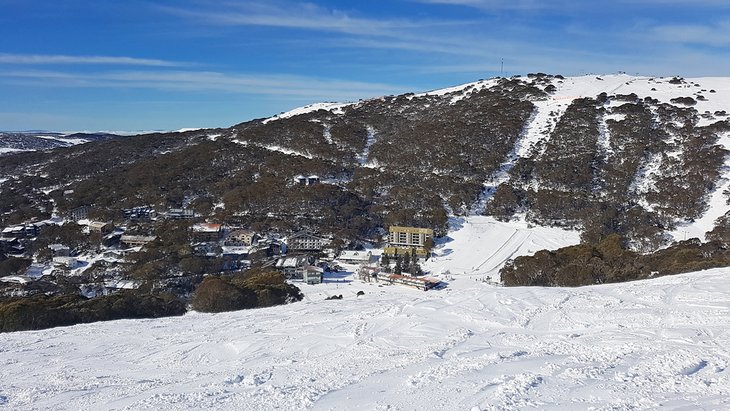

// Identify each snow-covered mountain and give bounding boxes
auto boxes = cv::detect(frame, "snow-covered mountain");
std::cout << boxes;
[4,74,730,253]
[0,131,121,155]
[0,217,728,410]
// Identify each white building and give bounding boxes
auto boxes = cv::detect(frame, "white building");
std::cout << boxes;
[338,250,373,265]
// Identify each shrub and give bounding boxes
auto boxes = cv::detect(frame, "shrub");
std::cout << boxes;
[190,276,257,313]
[501,236,730,287]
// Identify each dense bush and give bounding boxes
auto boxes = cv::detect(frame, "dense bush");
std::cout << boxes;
[191,270,302,313]
[0,292,185,332]
[501,235,730,287]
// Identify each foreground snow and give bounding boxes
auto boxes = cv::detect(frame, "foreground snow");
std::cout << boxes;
[1,264,729,410]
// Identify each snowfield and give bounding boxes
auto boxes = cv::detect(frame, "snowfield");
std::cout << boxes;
[1,269,728,410]
[1,217,729,410]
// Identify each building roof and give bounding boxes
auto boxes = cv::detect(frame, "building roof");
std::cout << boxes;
[221,246,250,255]
[192,223,222,233]
[120,235,157,242]
[103,279,139,290]
[88,221,111,228]
[276,256,308,268]
[389,226,433,235]
[338,250,372,261]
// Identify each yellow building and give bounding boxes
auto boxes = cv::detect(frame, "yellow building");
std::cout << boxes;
[383,226,433,258]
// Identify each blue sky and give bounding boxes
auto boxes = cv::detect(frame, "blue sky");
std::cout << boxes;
[1,0,729,131]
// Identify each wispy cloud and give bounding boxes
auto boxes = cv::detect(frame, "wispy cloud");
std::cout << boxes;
[645,21,730,47]
[0,69,409,100]
[159,1,461,37]
[409,0,551,11]
[410,0,730,11]
[0,53,188,67]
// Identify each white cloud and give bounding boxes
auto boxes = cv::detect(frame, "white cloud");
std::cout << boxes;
[0,53,188,67]
[0,69,409,100]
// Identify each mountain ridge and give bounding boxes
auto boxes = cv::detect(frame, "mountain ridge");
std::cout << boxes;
[2,73,730,251]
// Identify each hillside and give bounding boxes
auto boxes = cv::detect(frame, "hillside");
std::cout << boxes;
[1,263,728,410]
[1,73,728,248]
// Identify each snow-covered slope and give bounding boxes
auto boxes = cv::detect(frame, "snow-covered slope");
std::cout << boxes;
[424,216,579,281]
[1,217,728,410]
[1,268,728,410]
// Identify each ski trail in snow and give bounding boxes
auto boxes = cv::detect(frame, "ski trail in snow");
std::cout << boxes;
[669,131,730,241]
[471,92,569,214]
[322,124,333,145]
[474,229,532,274]
[357,125,377,167]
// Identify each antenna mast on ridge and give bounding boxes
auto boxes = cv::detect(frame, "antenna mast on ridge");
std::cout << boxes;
[500,58,504,76]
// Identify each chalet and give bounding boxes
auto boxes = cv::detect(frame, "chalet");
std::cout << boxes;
[294,175,320,186]
[101,279,139,295]
[303,266,323,285]
[120,235,157,248]
[383,226,433,259]
[48,244,71,257]
[88,221,113,234]
[1,223,43,238]
[338,250,373,265]
[102,232,122,247]
[0,237,24,256]
[221,246,251,270]
[249,239,284,260]
[122,206,157,220]
[165,208,195,219]
[192,223,223,242]
[71,206,89,221]
[52,256,79,269]
[225,229,259,246]
[287,231,329,252]
[275,255,315,279]
[192,242,220,257]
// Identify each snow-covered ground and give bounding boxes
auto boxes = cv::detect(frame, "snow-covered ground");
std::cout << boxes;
[2,217,729,410]
[424,216,579,282]
[1,268,728,410]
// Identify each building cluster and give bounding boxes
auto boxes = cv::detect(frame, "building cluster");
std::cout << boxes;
[293,175,320,186]
[2,192,443,297]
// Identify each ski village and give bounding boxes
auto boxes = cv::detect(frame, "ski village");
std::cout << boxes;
[0,201,450,298]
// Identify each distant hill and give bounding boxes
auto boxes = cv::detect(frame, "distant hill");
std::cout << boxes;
[0,131,122,155]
